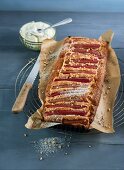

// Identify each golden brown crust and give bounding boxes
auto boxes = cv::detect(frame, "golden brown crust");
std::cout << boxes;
[44,115,90,128]
[42,37,108,128]
[38,39,64,105]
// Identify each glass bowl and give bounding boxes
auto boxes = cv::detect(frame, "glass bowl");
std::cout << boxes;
[19,21,56,51]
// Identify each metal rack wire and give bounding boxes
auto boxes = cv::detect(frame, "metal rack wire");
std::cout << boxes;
[15,58,124,131]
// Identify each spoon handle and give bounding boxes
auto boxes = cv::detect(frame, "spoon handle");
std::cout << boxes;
[36,18,72,34]
[51,18,72,28]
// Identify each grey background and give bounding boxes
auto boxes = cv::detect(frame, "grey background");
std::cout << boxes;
[0,0,124,12]
[0,11,124,170]
[0,1,124,170]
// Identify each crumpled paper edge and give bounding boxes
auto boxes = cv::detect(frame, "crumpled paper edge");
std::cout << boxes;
[25,30,121,133]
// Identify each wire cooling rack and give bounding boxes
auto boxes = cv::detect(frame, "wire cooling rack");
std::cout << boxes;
[14,58,124,132]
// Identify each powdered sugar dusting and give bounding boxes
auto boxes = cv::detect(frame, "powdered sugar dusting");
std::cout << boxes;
[32,136,71,159]
[62,87,88,97]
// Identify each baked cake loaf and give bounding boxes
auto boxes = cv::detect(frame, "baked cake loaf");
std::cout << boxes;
[42,37,109,128]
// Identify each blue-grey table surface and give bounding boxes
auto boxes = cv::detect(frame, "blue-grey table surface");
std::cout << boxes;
[0,11,124,170]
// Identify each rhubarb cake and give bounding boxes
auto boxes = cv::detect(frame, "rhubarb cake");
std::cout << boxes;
[41,37,109,128]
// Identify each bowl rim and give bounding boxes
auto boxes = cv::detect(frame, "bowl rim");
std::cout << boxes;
[19,21,56,43]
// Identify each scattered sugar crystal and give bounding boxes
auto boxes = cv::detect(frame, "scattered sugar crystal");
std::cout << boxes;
[24,133,28,137]
[58,145,62,149]
[33,137,66,157]
[39,157,43,161]
[32,134,72,159]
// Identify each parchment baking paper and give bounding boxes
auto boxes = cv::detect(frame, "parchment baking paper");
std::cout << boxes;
[25,30,120,133]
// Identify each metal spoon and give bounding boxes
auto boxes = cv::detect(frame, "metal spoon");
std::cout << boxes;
[31,18,72,36]
[38,18,72,33]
